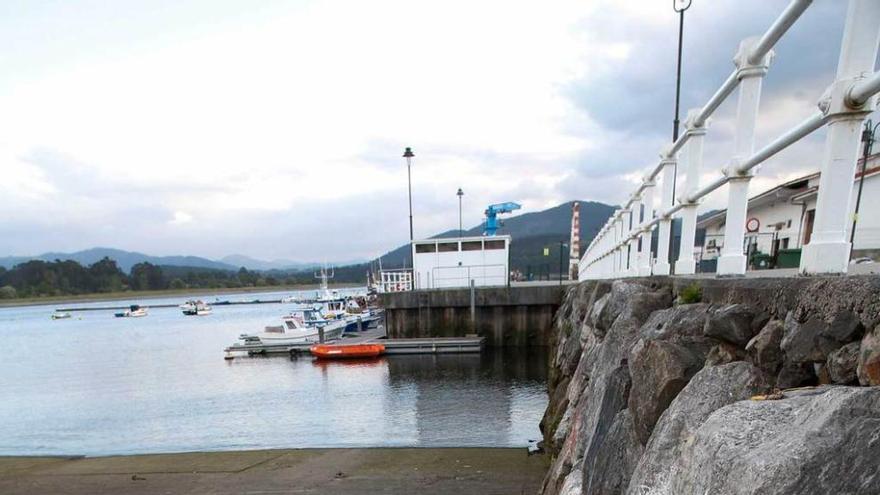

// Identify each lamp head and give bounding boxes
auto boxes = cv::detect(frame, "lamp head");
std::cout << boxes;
[673,0,692,13]
[457,188,463,197]
[403,147,415,158]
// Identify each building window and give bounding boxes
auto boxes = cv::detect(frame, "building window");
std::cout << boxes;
[461,241,482,251]
[786,219,792,228]
[781,238,789,250]
[415,243,436,253]
[437,242,459,252]
[484,240,505,250]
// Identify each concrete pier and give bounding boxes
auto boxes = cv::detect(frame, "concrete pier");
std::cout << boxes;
[380,285,563,346]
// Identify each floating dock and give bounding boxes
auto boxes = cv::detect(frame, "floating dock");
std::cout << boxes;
[223,328,484,358]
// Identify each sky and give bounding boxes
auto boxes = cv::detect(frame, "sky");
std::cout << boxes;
[0,0,866,262]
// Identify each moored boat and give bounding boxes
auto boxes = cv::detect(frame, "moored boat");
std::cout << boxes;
[238,314,346,346]
[51,312,72,320]
[310,343,385,359]
[115,305,147,318]
[181,300,212,316]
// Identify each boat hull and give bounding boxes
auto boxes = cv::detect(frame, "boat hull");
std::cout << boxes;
[310,343,385,359]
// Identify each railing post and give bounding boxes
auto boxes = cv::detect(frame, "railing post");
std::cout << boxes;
[717,37,774,276]
[628,194,641,276]
[674,109,708,275]
[638,178,655,276]
[801,0,880,274]
[655,156,676,275]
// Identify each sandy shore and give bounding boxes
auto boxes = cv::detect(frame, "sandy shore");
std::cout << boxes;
[0,448,548,495]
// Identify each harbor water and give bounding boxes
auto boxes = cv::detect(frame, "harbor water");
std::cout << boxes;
[0,290,548,456]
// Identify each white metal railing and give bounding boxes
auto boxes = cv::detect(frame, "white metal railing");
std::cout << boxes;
[579,0,880,280]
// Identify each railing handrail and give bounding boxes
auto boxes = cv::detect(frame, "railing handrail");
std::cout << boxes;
[580,0,880,279]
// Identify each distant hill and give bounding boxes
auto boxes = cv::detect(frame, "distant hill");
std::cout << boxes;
[220,254,367,271]
[0,247,238,273]
[375,200,617,273]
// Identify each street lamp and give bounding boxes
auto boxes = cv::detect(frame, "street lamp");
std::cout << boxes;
[403,147,415,241]
[456,188,464,237]
[851,119,879,258]
[669,0,693,271]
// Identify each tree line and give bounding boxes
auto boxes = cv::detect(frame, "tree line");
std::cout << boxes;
[0,257,368,299]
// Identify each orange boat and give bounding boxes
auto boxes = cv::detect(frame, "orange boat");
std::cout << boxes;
[310,343,385,359]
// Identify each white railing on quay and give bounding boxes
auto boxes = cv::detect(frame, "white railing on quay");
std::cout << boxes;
[579,0,880,280]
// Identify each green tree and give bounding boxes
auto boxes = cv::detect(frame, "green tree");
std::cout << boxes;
[130,262,165,291]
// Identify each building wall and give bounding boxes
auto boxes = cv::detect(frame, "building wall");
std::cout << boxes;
[411,236,510,289]
[700,172,880,262]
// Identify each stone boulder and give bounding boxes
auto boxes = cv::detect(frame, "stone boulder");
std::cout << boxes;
[703,303,769,346]
[628,339,704,445]
[705,342,747,366]
[857,324,880,386]
[827,342,860,384]
[663,387,880,494]
[583,410,643,495]
[745,319,784,376]
[593,280,671,337]
[775,361,816,389]
[627,362,769,495]
[781,311,864,365]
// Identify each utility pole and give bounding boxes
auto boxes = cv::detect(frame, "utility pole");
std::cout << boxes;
[404,147,415,241]
[558,241,567,286]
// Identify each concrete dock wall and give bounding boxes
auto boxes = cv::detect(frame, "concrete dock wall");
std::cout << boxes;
[379,285,564,347]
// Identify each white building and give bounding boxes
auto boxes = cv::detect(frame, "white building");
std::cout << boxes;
[411,235,511,289]
[697,154,880,269]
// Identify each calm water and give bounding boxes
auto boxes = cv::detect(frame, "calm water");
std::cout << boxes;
[0,290,547,456]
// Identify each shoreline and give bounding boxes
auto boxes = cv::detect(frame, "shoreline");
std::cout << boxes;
[0,447,548,495]
[0,283,363,309]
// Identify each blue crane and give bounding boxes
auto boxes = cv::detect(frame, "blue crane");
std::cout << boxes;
[483,202,521,236]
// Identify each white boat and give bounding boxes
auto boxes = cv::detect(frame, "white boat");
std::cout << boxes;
[238,313,347,346]
[51,312,72,320]
[115,305,147,318]
[181,300,212,316]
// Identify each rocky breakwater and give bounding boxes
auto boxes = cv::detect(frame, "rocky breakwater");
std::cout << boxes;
[539,276,880,495]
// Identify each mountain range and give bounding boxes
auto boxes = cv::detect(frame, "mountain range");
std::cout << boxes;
[0,248,365,273]
[0,200,621,276]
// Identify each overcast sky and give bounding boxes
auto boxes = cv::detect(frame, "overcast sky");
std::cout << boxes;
[0,0,865,262]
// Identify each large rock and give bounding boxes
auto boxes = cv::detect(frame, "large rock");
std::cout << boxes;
[663,387,880,494]
[775,361,816,389]
[627,362,769,495]
[542,281,670,495]
[628,339,704,444]
[857,324,880,386]
[703,304,769,346]
[826,341,860,385]
[781,311,864,365]
[745,319,784,375]
[583,410,643,495]
[627,304,716,444]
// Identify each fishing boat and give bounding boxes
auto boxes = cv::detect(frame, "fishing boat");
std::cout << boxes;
[115,305,147,318]
[181,300,212,316]
[310,343,385,359]
[51,312,72,320]
[237,314,347,346]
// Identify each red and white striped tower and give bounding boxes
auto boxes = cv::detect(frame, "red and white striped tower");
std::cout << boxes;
[569,202,580,280]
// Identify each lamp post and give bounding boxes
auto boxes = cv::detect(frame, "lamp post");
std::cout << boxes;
[851,119,879,259]
[669,0,693,270]
[403,147,415,241]
[456,188,464,237]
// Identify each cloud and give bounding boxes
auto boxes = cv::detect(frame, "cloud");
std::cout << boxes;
[0,0,868,260]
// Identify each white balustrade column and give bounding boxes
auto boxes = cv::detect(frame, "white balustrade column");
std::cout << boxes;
[638,179,656,276]
[718,37,773,276]
[801,0,880,274]
[628,196,641,276]
[616,214,626,275]
[675,110,708,275]
[655,157,676,275]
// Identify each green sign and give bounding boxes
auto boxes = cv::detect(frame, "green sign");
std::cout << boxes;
[543,247,550,256]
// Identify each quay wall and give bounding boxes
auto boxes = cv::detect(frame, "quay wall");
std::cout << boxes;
[379,285,564,347]
[539,275,880,495]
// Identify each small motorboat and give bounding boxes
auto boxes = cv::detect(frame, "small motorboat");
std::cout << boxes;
[181,300,212,316]
[51,312,72,320]
[309,343,385,359]
[115,305,147,318]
